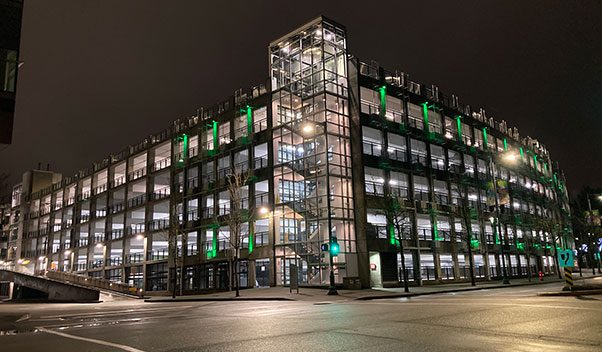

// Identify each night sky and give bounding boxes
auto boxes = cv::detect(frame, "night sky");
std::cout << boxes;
[1,0,601,197]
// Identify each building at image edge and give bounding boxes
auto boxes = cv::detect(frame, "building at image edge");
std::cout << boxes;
[0,16,573,293]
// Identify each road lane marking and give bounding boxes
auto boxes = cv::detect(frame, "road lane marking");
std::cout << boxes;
[36,305,193,320]
[15,314,31,322]
[38,327,146,352]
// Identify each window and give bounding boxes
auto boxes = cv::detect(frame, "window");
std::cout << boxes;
[360,87,379,115]
[474,129,483,149]
[410,138,427,165]
[205,128,214,151]
[448,150,462,172]
[254,107,268,133]
[365,167,385,195]
[255,180,269,206]
[433,179,448,204]
[416,214,432,240]
[430,145,445,171]
[218,191,230,215]
[362,126,382,156]
[428,111,442,134]
[385,95,403,123]
[277,142,296,164]
[389,171,409,198]
[146,263,168,291]
[218,156,230,179]
[280,218,301,243]
[461,122,472,145]
[219,122,231,145]
[234,149,249,173]
[444,116,456,140]
[279,180,305,202]
[255,219,269,246]
[496,137,504,152]
[202,195,214,218]
[234,115,246,140]
[202,161,215,187]
[464,154,475,176]
[367,211,387,239]
[240,223,250,249]
[413,175,430,201]
[477,159,488,176]
[407,103,423,130]
[218,226,230,250]
[254,143,269,169]
[387,133,406,161]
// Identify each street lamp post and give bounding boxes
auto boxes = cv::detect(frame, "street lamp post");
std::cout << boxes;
[585,193,602,274]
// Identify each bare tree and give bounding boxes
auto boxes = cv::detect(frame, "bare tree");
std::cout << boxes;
[225,166,253,297]
[571,197,602,275]
[534,217,563,279]
[382,195,413,292]
[168,200,186,298]
[450,174,477,286]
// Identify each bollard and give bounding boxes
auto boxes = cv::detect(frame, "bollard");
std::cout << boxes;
[538,271,543,281]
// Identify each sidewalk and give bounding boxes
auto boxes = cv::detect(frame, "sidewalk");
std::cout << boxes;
[144,273,602,303]
[537,272,602,296]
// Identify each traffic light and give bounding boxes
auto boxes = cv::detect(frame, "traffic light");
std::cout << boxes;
[329,238,340,256]
[320,243,329,252]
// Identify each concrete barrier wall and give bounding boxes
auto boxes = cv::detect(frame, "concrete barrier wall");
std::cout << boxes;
[45,271,138,295]
[0,269,100,302]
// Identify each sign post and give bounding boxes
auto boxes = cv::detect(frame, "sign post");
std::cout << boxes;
[558,249,574,291]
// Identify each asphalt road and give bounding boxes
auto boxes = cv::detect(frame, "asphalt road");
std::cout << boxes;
[1,283,601,351]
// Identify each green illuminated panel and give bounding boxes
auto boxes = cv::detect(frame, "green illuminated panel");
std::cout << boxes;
[212,121,219,151]
[212,230,217,258]
[431,211,442,241]
[422,102,429,132]
[248,228,254,253]
[246,105,253,137]
[385,224,393,245]
[379,86,387,116]
[470,238,480,249]
[175,134,188,167]
[519,147,525,160]
[482,127,488,148]
[456,116,462,142]
[182,134,188,161]
[503,138,507,151]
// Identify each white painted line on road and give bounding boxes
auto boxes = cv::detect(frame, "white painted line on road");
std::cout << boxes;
[36,305,193,320]
[15,314,31,322]
[38,327,146,352]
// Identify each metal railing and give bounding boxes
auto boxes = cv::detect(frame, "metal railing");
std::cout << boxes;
[388,148,406,161]
[253,156,269,170]
[362,141,382,156]
[365,181,385,195]
[147,249,168,261]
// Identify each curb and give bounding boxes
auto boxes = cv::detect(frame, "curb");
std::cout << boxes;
[355,279,564,301]
[145,296,295,303]
[141,275,601,303]
[537,289,602,297]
